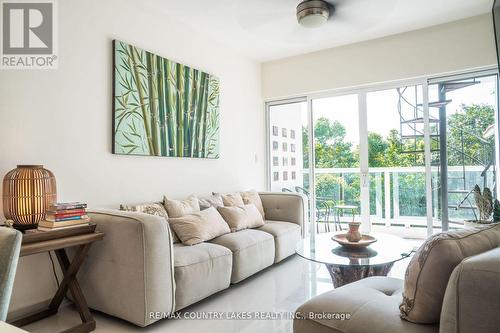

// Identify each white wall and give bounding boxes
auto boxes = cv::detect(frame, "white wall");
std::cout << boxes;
[262,14,498,99]
[0,0,264,314]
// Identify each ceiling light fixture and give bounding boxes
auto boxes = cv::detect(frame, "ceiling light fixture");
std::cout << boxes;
[296,0,331,28]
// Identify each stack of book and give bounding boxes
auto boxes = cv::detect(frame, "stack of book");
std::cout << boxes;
[38,202,90,231]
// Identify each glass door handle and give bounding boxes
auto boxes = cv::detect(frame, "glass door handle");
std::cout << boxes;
[361,172,369,187]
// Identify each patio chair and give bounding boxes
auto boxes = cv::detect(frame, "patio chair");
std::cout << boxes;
[281,187,293,192]
[332,202,358,231]
[294,186,308,196]
[294,186,333,233]
[0,227,22,321]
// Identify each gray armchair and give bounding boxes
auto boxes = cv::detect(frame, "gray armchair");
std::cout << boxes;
[0,227,22,321]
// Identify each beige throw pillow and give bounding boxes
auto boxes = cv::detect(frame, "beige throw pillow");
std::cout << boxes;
[216,192,245,207]
[240,190,265,219]
[163,195,200,218]
[120,202,180,243]
[168,207,230,246]
[217,204,265,232]
[198,193,224,210]
[400,223,500,324]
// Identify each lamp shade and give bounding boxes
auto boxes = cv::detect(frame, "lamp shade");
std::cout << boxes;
[2,165,57,230]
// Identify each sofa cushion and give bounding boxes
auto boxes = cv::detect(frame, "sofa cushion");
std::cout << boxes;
[241,190,265,219]
[295,277,438,333]
[257,220,300,263]
[400,223,500,324]
[217,204,265,232]
[173,242,232,310]
[163,195,200,218]
[120,202,180,243]
[168,207,230,246]
[209,229,275,283]
[217,192,245,207]
[198,193,224,210]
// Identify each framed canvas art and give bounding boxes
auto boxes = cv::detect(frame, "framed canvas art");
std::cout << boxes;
[113,40,220,158]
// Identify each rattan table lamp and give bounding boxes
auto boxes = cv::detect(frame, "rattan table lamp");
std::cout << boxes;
[2,165,57,230]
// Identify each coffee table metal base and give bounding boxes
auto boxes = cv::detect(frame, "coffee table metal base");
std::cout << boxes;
[325,262,394,288]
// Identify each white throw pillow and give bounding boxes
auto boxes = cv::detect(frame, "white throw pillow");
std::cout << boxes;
[240,190,265,219]
[215,192,245,207]
[163,195,200,218]
[168,207,230,245]
[198,193,224,210]
[217,204,265,232]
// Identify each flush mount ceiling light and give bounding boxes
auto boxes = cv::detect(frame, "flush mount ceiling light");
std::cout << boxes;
[297,0,331,28]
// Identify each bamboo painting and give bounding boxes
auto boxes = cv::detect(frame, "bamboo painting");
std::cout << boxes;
[113,40,220,158]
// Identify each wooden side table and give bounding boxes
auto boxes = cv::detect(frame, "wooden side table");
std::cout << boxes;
[8,224,104,333]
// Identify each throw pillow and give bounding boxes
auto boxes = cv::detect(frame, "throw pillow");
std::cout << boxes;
[198,193,224,210]
[168,207,230,246]
[400,223,500,324]
[163,195,200,218]
[120,202,180,243]
[217,204,265,232]
[240,190,265,219]
[216,192,245,207]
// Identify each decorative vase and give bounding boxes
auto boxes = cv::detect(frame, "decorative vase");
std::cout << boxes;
[3,165,57,230]
[346,222,362,242]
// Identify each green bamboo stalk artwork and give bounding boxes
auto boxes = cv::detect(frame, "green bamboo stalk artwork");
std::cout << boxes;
[113,40,220,158]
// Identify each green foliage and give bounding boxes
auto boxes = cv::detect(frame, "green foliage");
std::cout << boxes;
[315,174,346,200]
[303,103,495,216]
[493,199,500,222]
[113,41,220,158]
[367,132,387,167]
[313,117,358,168]
[308,117,418,170]
[367,130,419,167]
[448,104,495,166]
[397,173,426,216]
[315,118,345,145]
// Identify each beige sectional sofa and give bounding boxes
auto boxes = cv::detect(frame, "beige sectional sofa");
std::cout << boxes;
[76,192,306,327]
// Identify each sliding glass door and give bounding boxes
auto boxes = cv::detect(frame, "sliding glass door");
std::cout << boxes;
[428,74,498,230]
[312,94,360,233]
[267,69,498,239]
[366,85,437,238]
[268,99,311,234]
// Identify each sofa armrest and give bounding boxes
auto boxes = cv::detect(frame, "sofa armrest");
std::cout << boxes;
[440,247,500,333]
[79,209,175,327]
[259,192,308,236]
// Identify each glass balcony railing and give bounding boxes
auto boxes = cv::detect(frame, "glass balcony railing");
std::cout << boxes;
[302,165,494,231]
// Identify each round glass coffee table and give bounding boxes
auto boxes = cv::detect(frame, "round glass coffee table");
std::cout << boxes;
[296,232,413,288]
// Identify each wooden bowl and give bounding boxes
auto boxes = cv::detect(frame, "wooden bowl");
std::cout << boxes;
[331,234,377,249]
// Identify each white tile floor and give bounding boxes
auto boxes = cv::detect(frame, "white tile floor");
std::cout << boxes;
[21,239,422,333]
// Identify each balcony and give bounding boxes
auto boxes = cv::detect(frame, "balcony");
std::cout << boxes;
[302,165,493,239]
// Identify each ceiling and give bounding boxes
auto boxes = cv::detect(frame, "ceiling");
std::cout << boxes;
[143,0,493,62]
